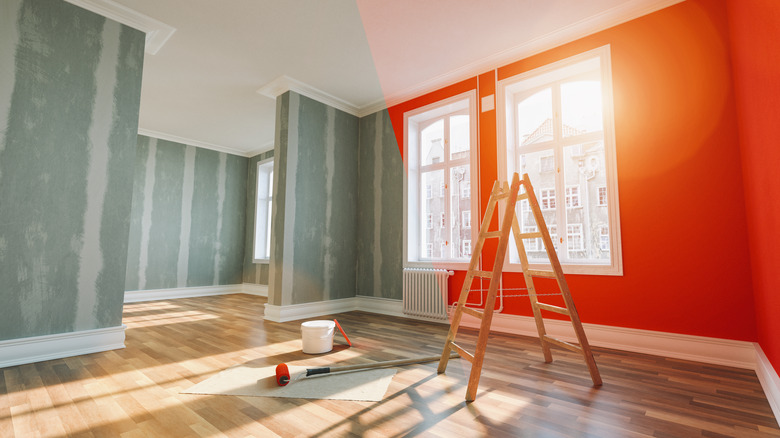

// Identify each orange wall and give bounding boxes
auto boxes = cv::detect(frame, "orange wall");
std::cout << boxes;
[390,0,758,342]
[727,0,780,373]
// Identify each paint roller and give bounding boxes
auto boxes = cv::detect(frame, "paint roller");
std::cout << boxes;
[274,352,459,386]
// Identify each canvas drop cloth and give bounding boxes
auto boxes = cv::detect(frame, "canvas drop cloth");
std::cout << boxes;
[182,364,396,402]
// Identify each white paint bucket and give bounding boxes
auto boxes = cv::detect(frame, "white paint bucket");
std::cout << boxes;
[301,320,335,354]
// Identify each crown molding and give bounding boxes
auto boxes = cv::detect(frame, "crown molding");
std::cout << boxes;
[246,141,275,158]
[137,128,258,157]
[65,0,176,55]
[380,0,685,108]
[257,76,364,117]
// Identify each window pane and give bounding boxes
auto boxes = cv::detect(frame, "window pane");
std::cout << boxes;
[450,165,470,260]
[421,119,444,165]
[517,88,553,146]
[510,159,557,264]
[563,143,609,262]
[450,114,470,160]
[561,80,602,137]
[421,170,445,258]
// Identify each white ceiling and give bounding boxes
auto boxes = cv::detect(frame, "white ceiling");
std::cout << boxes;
[79,0,683,156]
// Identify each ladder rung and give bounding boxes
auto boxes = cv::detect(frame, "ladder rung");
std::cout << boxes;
[493,190,510,200]
[481,231,503,239]
[460,306,484,319]
[449,342,475,363]
[472,270,493,279]
[517,192,528,200]
[534,302,570,315]
[542,335,583,353]
[517,232,543,239]
[526,269,557,278]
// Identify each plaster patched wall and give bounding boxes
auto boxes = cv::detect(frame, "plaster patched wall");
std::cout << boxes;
[0,0,144,340]
[125,136,248,291]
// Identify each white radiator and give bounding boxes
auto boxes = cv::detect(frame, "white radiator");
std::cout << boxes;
[402,268,452,320]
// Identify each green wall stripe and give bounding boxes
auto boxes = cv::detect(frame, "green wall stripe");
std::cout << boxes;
[177,145,196,285]
[137,137,157,290]
[0,0,21,156]
[372,111,384,297]
[213,152,227,285]
[146,140,185,289]
[280,92,299,306]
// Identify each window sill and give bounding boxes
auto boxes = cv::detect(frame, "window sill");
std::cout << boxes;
[253,259,270,265]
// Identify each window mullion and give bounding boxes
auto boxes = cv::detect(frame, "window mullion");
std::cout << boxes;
[552,82,568,261]
[443,115,451,260]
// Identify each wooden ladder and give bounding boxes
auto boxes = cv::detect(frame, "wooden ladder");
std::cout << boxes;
[437,172,602,402]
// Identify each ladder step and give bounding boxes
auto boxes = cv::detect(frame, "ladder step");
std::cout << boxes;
[542,335,583,353]
[527,269,557,278]
[460,306,484,319]
[481,231,503,239]
[534,302,570,315]
[472,270,493,279]
[517,232,543,239]
[517,192,529,201]
[449,341,475,363]
[493,191,510,200]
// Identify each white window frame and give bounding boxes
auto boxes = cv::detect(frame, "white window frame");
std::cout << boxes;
[253,158,274,262]
[403,91,479,269]
[496,45,623,275]
[565,185,581,209]
[540,188,556,210]
[598,186,608,206]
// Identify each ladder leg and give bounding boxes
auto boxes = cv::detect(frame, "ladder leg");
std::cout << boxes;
[439,181,502,374]
[510,213,553,362]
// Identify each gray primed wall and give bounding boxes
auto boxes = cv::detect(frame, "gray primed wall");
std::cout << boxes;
[356,110,404,299]
[243,149,274,285]
[269,92,359,306]
[125,136,248,291]
[0,0,144,340]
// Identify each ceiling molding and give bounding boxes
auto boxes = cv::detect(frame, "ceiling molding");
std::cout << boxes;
[138,128,254,157]
[380,0,686,108]
[245,142,275,158]
[65,0,176,55]
[257,76,362,117]
[357,98,389,118]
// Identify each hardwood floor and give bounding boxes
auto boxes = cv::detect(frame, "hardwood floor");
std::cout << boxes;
[1,294,778,437]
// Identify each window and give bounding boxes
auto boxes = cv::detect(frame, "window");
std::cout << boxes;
[253,159,274,261]
[598,186,607,206]
[498,46,622,275]
[540,155,555,172]
[404,91,478,266]
[426,214,433,229]
[540,188,556,210]
[462,240,472,257]
[599,225,610,251]
[565,185,581,208]
[567,223,584,253]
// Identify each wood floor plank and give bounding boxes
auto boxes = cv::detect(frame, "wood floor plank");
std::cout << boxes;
[0,293,778,437]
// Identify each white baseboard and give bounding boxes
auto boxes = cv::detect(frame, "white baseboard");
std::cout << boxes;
[263,297,756,370]
[458,311,757,369]
[241,283,268,297]
[755,344,780,421]
[264,297,360,322]
[124,284,243,303]
[0,325,126,369]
